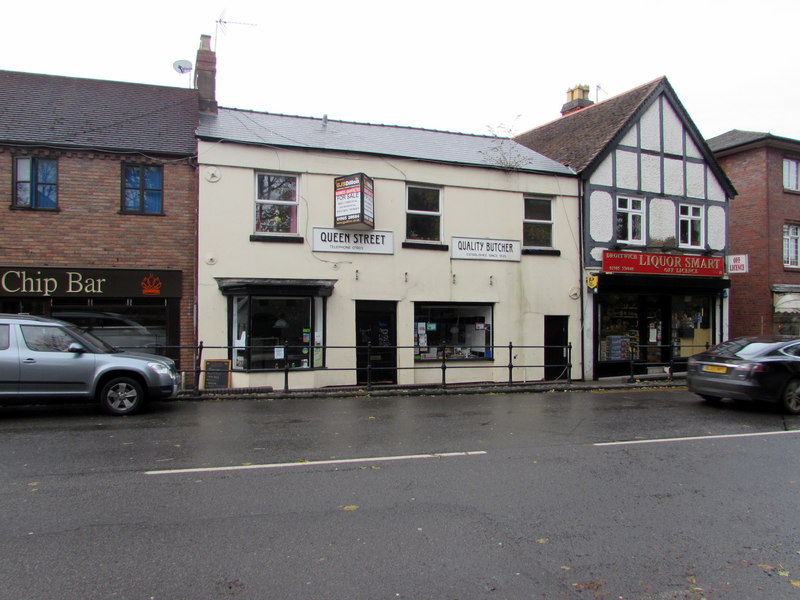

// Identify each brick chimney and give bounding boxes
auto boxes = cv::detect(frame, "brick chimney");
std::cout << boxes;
[195,34,218,114]
[561,85,593,116]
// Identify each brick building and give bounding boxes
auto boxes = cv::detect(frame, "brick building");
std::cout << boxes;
[707,130,800,336]
[0,69,198,377]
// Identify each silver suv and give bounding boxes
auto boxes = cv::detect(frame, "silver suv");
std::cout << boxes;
[0,314,179,415]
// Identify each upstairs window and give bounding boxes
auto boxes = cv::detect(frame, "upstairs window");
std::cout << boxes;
[784,224,800,267]
[406,186,441,242]
[678,204,704,248]
[616,196,644,244]
[123,164,163,214]
[784,159,800,191]
[255,173,298,234]
[523,197,553,247]
[14,157,58,209]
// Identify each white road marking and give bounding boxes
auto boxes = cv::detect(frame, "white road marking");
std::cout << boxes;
[594,430,800,447]
[144,450,488,476]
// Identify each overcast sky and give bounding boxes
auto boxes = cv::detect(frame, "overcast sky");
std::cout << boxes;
[4,0,799,142]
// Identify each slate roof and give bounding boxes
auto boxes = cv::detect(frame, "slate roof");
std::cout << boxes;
[0,70,198,155]
[197,108,574,175]
[514,78,664,173]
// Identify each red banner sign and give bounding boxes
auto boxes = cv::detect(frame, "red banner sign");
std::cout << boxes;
[602,251,725,277]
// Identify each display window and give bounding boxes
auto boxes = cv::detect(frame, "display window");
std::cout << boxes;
[231,295,324,370]
[413,303,492,360]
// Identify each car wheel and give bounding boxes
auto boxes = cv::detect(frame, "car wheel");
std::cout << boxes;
[99,377,145,415]
[781,378,800,415]
[700,394,722,404]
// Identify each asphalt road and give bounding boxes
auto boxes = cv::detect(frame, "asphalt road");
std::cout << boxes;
[2,387,800,599]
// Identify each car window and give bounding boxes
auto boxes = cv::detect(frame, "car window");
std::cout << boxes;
[21,325,80,352]
[782,343,800,357]
[0,325,8,350]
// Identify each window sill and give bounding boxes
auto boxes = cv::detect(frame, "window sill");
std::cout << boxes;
[119,211,164,216]
[784,188,800,196]
[415,356,494,362]
[402,241,449,251]
[10,205,59,212]
[250,235,304,244]
[522,248,561,256]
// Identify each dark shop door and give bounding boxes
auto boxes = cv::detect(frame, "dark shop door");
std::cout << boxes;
[544,315,569,380]
[355,301,397,385]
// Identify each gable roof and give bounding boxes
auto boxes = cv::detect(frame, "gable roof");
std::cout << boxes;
[197,108,574,175]
[0,70,198,155]
[514,77,736,197]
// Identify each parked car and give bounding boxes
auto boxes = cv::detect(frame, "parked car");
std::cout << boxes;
[53,310,166,353]
[687,336,800,414]
[0,313,179,415]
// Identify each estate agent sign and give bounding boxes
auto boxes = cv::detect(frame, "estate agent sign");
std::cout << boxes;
[334,173,374,230]
[602,251,725,277]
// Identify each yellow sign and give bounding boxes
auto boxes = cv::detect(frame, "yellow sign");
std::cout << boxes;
[586,275,599,289]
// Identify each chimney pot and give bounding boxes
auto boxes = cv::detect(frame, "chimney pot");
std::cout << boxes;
[195,34,218,115]
[561,84,593,116]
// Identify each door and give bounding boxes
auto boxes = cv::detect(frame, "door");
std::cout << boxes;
[18,323,96,396]
[544,315,569,380]
[355,301,397,385]
[0,324,20,395]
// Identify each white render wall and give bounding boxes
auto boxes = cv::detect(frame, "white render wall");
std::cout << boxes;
[197,141,581,389]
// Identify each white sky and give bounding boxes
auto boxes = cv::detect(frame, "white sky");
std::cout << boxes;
[3,0,799,141]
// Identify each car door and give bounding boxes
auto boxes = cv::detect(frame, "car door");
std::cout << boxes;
[18,324,96,397]
[0,323,20,395]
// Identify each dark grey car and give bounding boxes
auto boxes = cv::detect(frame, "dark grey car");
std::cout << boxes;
[0,313,179,415]
[687,335,800,414]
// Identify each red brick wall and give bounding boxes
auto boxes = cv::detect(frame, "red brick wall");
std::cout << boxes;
[719,144,800,337]
[0,146,197,376]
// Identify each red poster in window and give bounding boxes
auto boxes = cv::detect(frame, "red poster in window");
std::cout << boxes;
[602,250,725,277]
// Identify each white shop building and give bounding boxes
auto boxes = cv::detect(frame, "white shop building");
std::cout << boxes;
[194,106,584,390]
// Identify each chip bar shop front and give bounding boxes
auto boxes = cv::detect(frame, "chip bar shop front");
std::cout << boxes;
[592,250,730,378]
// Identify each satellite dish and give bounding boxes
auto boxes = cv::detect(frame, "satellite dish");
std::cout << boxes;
[173,59,193,75]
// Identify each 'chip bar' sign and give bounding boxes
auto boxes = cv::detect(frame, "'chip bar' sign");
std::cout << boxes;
[603,251,725,277]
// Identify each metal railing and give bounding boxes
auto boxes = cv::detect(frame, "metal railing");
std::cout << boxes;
[625,342,710,383]
[189,341,574,394]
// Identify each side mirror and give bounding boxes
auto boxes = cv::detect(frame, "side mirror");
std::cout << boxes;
[68,342,87,354]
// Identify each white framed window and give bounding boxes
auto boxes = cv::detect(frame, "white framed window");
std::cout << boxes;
[255,173,298,234]
[406,186,441,242]
[784,159,800,191]
[616,196,644,244]
[523,197,553,247]
[784,224,800,267]
[678,204,704,248]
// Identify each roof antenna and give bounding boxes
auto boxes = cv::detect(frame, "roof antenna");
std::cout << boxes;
[214,11,257,51]
[596,84,608,103]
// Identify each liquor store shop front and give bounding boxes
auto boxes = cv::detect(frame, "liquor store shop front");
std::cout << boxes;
[593,252,730,378]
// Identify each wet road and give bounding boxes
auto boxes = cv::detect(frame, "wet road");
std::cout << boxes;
[2,388,800,599]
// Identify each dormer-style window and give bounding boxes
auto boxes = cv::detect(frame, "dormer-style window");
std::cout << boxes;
[14,157,58,209]
[616,196,644,244]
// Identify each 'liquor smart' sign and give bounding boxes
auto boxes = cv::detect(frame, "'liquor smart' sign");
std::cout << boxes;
[602,251,725,277]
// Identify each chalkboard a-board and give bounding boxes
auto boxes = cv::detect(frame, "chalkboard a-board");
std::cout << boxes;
[204,359,231,389]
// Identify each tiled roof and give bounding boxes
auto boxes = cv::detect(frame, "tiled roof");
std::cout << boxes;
[197,109,574,175]
[514,78,665,173]
[706,129,800,152]
[0,70,198,155]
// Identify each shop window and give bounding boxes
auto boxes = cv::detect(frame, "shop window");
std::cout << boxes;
[255,173,298,234]
[784,158,800,191]
[413,303,492,360]
[671,295,712,357]
[678,204,704,248]
[523,197,553,247]
[232,296,323,370]
[14,157,58,209]
[784,224,800,267]
[406,186,441,242]
[616,196,644,244]
[122,164,163,214]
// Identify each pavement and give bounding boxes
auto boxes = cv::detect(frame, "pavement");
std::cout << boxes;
[188,371,688,401]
